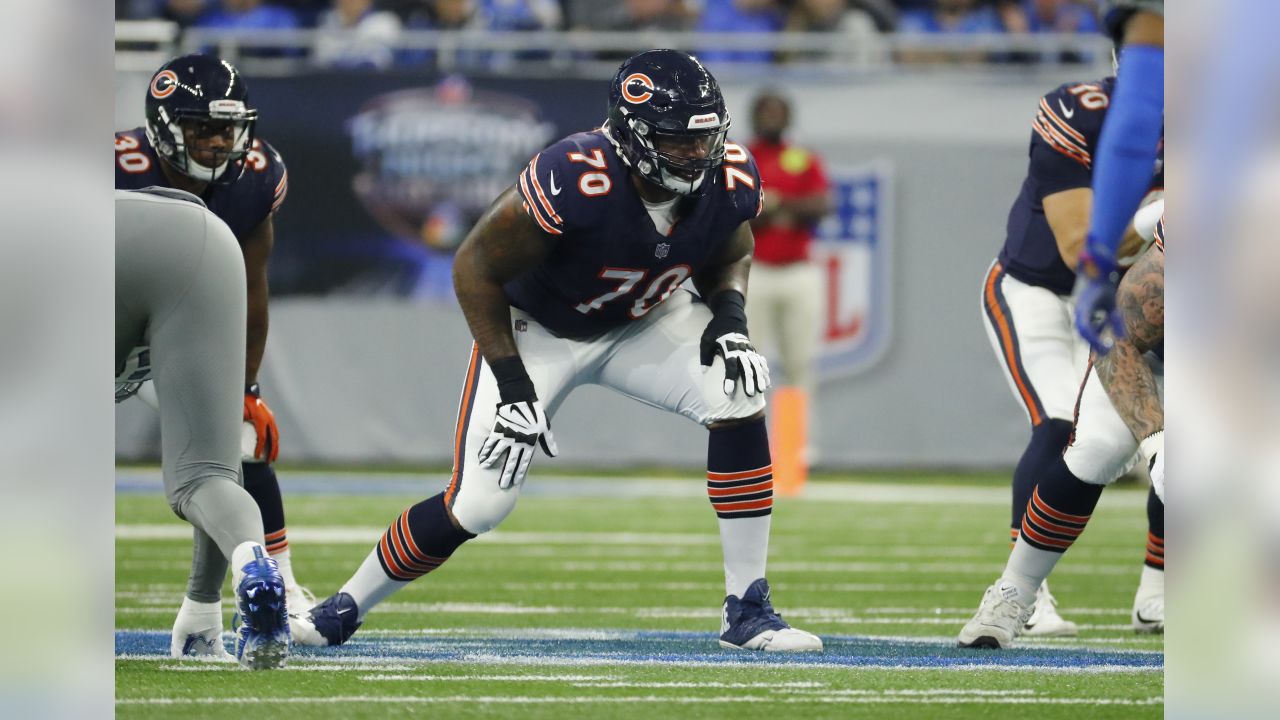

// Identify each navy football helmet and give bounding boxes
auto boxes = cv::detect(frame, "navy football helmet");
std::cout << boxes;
[144,54,258,185]
[604,50,729,196]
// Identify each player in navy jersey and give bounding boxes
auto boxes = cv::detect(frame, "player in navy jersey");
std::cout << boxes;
[115,54,310,648]
[970,73,1165,646]
[291,50,822,653]
[962,215,1165,648]
[1073,0,1164,352]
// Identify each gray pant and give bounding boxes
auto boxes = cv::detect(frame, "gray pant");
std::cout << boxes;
[115,189,265,602]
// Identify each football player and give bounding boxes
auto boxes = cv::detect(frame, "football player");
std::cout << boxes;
[961,217,1165,648]
[114,55,312,632]
[1073,0,1164,352]
[116,188,289,669]
[981,69,1164,639]
[291,50,822,653]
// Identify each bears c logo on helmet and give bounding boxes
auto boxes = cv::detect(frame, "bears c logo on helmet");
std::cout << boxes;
[150,70,179,99]
[622,73,655,104]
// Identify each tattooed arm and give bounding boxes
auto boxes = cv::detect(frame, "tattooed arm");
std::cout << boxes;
[452,185,556,367]
[1093,244,1164,440]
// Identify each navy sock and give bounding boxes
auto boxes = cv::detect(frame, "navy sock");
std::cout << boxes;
[376,492,476,581]
[1011,419,1074,541]
[242,461,287,554]
[707,417,773,519]
[1145,488,1164,570]
[1020,456,1104,553]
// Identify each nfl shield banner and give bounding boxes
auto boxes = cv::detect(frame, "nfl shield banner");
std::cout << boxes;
[810,159,894,381]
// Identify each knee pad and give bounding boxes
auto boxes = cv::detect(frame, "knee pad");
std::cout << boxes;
[1064,435,1141,486]
[448,482,519,535]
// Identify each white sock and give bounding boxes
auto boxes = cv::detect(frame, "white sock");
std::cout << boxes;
[175,596,223,628]
[272,548,298,588]
[230,541,266,589]
[1137,565,1165,595]
[340,548,411,622]
[1001,537,1063,609]
[717,515,770,598]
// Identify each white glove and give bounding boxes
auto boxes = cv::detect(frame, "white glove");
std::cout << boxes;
[477,400,558,489]
[1141,431,1164,503]
[711,332,771,397]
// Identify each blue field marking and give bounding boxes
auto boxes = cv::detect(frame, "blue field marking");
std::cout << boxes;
[116,630,1161,672]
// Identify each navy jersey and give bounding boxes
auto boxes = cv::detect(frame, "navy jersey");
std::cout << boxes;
[506,130,763,338]
[114,127,288,243]
[999,78,1164,295]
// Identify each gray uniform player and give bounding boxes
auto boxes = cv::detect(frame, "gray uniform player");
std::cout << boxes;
[115,188,290,669]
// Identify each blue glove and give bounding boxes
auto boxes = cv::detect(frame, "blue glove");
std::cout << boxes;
[1072,235,1125,354]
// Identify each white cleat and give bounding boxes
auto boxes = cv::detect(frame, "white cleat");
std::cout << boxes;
[1131,590,1164,634]
[1022,582,1079,637]
[287,607,330,647]
[957,581,1032,649]
[170,598,235,662]
[286,583,316,619]
[718,578,823,652]
[170,627,235,662]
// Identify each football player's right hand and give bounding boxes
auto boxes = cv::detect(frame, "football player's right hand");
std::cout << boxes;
[477,399,558,490]
[243,384,280,463]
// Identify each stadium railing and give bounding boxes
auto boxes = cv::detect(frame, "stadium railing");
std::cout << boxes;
[115,21,1112,78]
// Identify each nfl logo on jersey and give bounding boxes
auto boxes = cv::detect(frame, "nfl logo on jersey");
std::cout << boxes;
[655,242,670,259]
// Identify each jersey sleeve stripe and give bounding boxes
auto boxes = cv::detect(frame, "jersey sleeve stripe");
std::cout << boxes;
[527,154,564,225]
[518,170,563,236]
[271,169,289,212]
[1033,116,1091,167]
[1039,98,1088,145]
[1154,213,1165,251]
[1034,110,1090,159]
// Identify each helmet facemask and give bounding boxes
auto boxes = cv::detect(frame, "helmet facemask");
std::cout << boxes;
[149,101,257,185]
[607,107,728,196]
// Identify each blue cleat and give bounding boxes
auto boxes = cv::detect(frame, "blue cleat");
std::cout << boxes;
[289,592,361,647]
[719,578,823,652]
[232,547,290,669]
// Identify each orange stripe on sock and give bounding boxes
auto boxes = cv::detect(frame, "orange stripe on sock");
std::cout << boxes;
[1026,504,1085,538]
[1030,487,1091,525]
[707,465,773,482]
[707,480,773,498]
[1020,518,1073,550]
[264,529,287,542]
[711,498,774,512]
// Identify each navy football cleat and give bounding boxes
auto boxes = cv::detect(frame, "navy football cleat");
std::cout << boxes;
[719,578,823,652]
[289,592,362,647]
[232,547,290,669]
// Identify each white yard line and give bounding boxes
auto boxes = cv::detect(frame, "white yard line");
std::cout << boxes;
[117,693,1163,706]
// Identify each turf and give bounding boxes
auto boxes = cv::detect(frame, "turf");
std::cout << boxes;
[115,470,1163,718]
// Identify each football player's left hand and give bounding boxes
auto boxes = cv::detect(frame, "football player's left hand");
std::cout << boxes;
[243,384,280,463]
[1072,236,1125,354]
[701,330,771,398]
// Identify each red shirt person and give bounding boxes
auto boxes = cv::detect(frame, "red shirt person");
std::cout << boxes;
[745,90,832,465]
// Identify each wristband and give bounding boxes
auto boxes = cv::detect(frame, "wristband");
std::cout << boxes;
[709,290,748,327]
[489,356,537,404]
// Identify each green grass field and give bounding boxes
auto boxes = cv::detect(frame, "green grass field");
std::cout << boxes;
[115,470,1163,718]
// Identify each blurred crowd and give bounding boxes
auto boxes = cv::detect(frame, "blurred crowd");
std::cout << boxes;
[115,0,1107,68]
